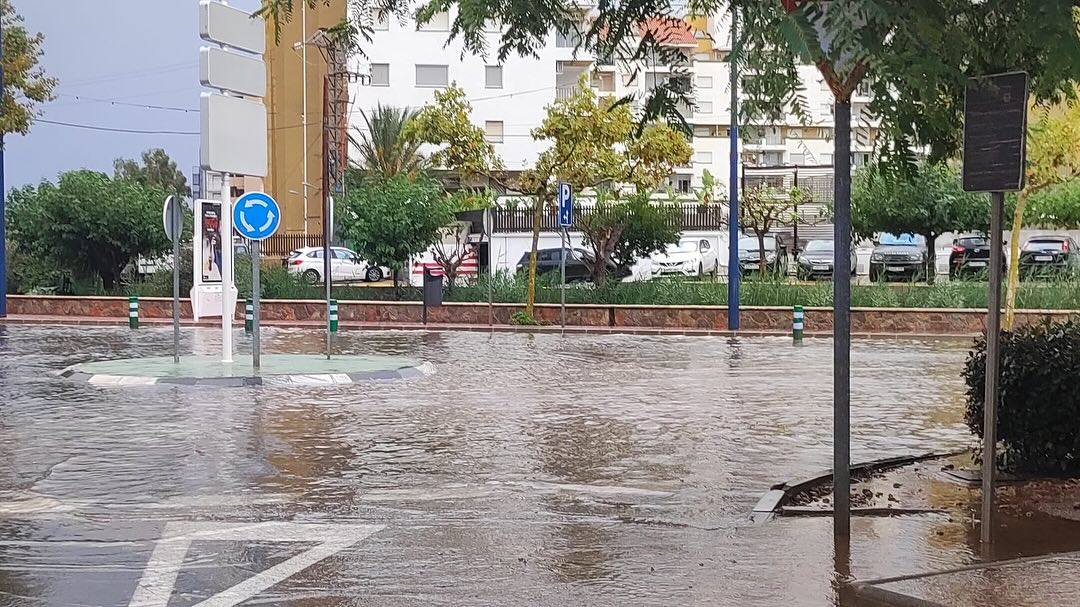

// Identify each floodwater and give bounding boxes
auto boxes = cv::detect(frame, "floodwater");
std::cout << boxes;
[0,325,1006,606]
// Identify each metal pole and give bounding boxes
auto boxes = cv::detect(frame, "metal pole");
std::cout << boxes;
[487,208,494,327]
[301,1,310,235]
[833,99,852,538]
[560,228,567,332]
[792,165,800,257]
[172,197,181,364]
[0,12,6,318]
[726,6,740,330]
[322,76,332,360]
[221,173,234,364]
[252,239,261,371]
[981,190,1005,544]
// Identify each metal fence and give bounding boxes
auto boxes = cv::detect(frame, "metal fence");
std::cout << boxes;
[491,202,726,233]
[260,234,326,258]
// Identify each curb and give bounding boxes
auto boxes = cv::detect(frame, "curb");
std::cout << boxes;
[750,451,965,523]
[58,361,434,388]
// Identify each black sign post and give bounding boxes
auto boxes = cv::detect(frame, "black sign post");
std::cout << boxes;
[422,268,443,325]
[962,71,1028,547]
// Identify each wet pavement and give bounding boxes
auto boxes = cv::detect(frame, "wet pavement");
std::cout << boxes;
[0,324,1032,606]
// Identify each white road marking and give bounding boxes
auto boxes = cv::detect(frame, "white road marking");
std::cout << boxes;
[129,522,383,607]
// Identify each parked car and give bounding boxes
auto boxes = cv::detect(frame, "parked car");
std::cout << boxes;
[285,246,389,284]
[795,239,856,280]
[1018,235,1080,278]
[869,233,927,282]
[649,238,719,278]
[949,234,1005,278]
[738,235,788,275]
[515,248,629,282]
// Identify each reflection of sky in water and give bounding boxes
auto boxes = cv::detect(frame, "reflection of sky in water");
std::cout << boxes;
[0,326,1006,606]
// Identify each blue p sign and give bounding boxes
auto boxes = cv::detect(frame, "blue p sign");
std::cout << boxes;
[232,192,281,241]
[557,182,573,227]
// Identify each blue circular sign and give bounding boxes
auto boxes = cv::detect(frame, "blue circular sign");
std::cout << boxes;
[232,191,281,241]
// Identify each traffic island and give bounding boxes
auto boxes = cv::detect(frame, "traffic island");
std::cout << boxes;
[59,354,432,386]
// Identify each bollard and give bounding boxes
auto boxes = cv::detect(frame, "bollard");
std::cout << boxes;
[793,305,804,342]
[329,299,339,333]
[128,297,139,329]
[245,299,254,334]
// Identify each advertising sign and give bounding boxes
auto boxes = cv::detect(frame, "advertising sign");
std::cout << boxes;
[201,202,223,283]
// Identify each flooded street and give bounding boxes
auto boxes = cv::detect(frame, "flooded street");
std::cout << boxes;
[0,325,988,605]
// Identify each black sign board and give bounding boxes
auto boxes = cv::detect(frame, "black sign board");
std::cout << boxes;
[963,72,1028,192]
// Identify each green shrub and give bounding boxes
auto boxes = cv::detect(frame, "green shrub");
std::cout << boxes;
[964,320,1080,474]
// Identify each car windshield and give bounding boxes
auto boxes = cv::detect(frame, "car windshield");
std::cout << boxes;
[1023,239,1065,252]
[665,242,698,254]
[739,237,774,251]
[804,240,833,252]
[878,233,920,246]
[958,237,988,248]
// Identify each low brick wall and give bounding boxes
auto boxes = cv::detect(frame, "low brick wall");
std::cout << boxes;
[6,295,1078,335]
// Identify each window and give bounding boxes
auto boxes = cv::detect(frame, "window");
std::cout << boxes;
[592,72,615,92]
[696,76,713,89]
[370,63,389,87]
[306,250,323,259]
[762,151,784,165]
[415,64,448,87]
[418,10,449,31]
[697,100,713,114]
[485,120,504,143]
[333,249,354,260]
[694,151,713,164]
[790,153,806,165]
[822,153,834,164]
[699,239,712,251]
[671,174,692,194]
[485,65,503,89]
[556,28,582,48]
[373,11,389,30]
[693,125,711,138]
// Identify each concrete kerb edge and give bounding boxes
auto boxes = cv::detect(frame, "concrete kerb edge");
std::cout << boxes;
[750,451,967,522]
[850,549,1080,607]
[56,362,435,388]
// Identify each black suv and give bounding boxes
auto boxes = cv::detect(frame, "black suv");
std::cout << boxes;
[515,248,630,282]
[869,233,927,282]
[1018,235,1080,278]
[949,234,1005,278]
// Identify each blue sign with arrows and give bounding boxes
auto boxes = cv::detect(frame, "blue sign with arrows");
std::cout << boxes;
[557,182,573,227]
[232,191,281,241]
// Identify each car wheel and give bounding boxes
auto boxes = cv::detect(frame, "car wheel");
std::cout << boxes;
[365,266,383,282]
[302,269,321,285]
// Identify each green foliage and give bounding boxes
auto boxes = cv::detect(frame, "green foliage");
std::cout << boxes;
[1,0,56,135]
[509,310,540,325]
[964,320,1080,474]
[7,170,172,291]
[113,148,190,197]
[351,104,426,178]
[403,85,501,178]
[338,174,453,272]
[1026,179,1080,228]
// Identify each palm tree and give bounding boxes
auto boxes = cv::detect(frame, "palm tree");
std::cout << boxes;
[350,104,426,178]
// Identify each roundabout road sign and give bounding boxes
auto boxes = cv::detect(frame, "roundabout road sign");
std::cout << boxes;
[233,191,281,241]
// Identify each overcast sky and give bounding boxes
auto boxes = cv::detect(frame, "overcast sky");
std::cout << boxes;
[8,0,262,188]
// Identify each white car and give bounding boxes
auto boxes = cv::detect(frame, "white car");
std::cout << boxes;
[649,238,719,278]
[285,246,389,284]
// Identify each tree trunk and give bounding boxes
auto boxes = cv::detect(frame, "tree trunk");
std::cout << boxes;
[392,266,401,301]
[525,191,545,318]
[100,268,120,292]
[925,234,936,285]
[757,231,767,274]
[1004,193,1028,329]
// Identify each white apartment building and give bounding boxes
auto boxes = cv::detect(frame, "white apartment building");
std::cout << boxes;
[348,8,881,198]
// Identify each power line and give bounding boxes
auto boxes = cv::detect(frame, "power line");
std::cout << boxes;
[54,94,197,113]
[36,119,198,136]
[58,62,196,89]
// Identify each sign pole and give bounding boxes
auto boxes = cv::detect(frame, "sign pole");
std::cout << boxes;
[560,227,567,333]
[172,197,181,364]
[251,238,262,371]
[220,173,234,364]
[726,5,740,331]
[981,190,1005,544]
[485,208,494,328]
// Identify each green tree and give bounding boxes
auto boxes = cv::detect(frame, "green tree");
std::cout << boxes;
[520,82,691,299]
[741,185,804,274]
[1,0,56,135]
[580,190,682,282]
[351,103,426,178]
[113,148,189,197]
[338,173,453,291]
[404,85,502,181]
[852,162,986,283]
[7,171,171,291]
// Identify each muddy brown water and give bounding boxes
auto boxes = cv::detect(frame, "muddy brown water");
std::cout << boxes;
[0,324,1032,606]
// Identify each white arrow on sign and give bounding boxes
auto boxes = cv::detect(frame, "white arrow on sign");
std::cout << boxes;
[259,209,276,233]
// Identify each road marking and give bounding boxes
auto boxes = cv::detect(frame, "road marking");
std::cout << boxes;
[129,521,383,607]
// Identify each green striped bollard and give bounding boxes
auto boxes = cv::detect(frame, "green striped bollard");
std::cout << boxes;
[245,299,254,334]
[329,300,339,333]
[128,297,139,329]
[792,305,804,343]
